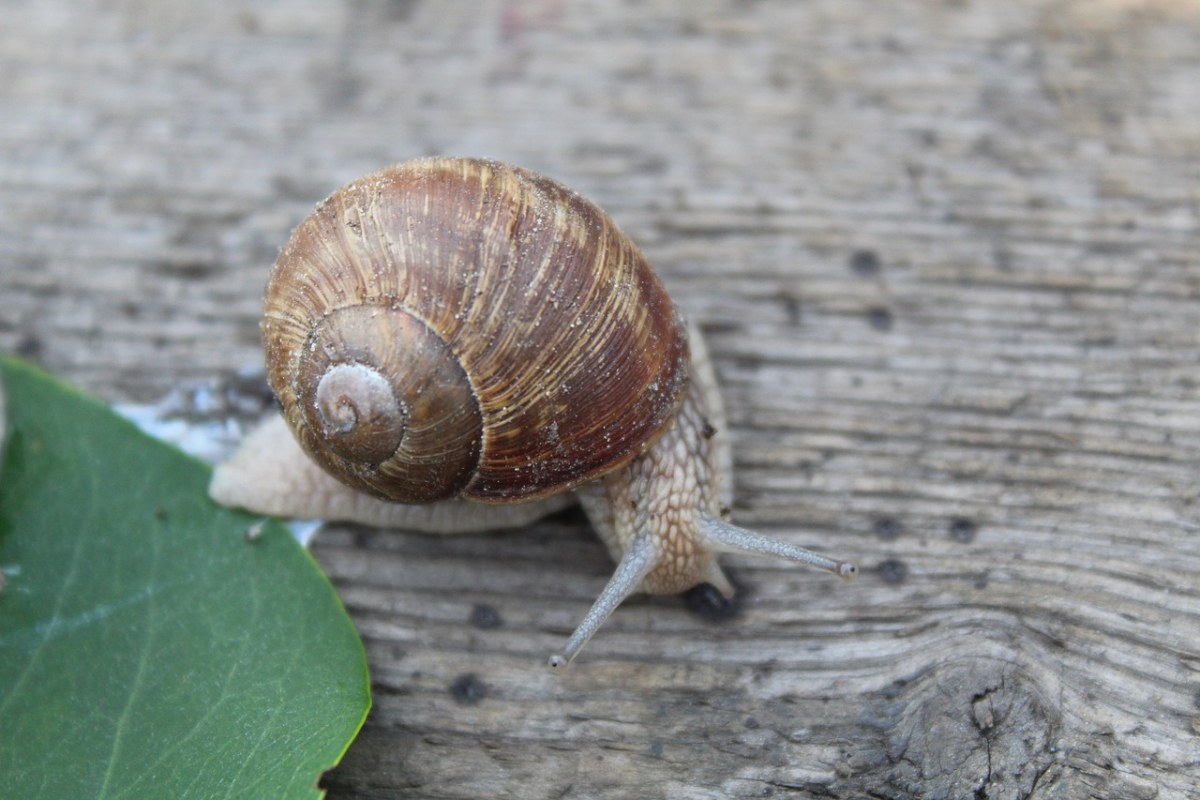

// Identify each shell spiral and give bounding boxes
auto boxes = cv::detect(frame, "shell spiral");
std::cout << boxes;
[264,157,690,504]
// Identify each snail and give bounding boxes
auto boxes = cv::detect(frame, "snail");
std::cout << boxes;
[209,157,856,668]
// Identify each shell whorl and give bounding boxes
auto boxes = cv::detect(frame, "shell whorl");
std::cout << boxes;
[264,157,689,504]
[288,304,484,502]
[312,363,403,462]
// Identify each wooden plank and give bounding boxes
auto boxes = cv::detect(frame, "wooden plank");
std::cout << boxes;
[2,1,1197,797]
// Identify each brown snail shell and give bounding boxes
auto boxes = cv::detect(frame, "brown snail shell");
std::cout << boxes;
[264,157,689,504]
[212,156,857,669]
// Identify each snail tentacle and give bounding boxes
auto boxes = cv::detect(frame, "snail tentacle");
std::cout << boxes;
[696,514,858,580]
[548,525,659,670]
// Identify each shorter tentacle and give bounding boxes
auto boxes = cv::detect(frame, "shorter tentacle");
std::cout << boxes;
[548,527,660,670]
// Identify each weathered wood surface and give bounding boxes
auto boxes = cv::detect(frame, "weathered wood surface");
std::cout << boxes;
[3,1,1199,797]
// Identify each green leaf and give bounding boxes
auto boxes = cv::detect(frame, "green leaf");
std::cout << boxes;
[0,357,370,800]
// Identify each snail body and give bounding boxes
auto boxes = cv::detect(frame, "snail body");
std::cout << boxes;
[210,157,855,668]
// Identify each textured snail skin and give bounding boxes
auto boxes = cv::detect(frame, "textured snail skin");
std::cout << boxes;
[207,414,575,532]
[210,157,855,668]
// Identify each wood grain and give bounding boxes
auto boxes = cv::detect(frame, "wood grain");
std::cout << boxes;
[2,1,1198,798]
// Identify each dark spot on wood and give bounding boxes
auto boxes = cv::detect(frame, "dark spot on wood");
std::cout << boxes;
[700,417,717,439]
[873,516,903,541]
[1027,194,1050,210]
[850,248,881,276]
[449,673,487,706]
[880,677,910,700]
[867,306,894,331]
[319,72,365,112]
[156,259,214,279]
[371,675,410,697]
[992,246,1014,271]
[15,334,43,361]
[877,558,909,584]
[684,582,741,623]
[781,294,802,325]
[700,320,742,335]
[949,517,978,543]
[470,603,502,629]
[743,716,760,729]
[973,572,989,590]
[385,0,421,22]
